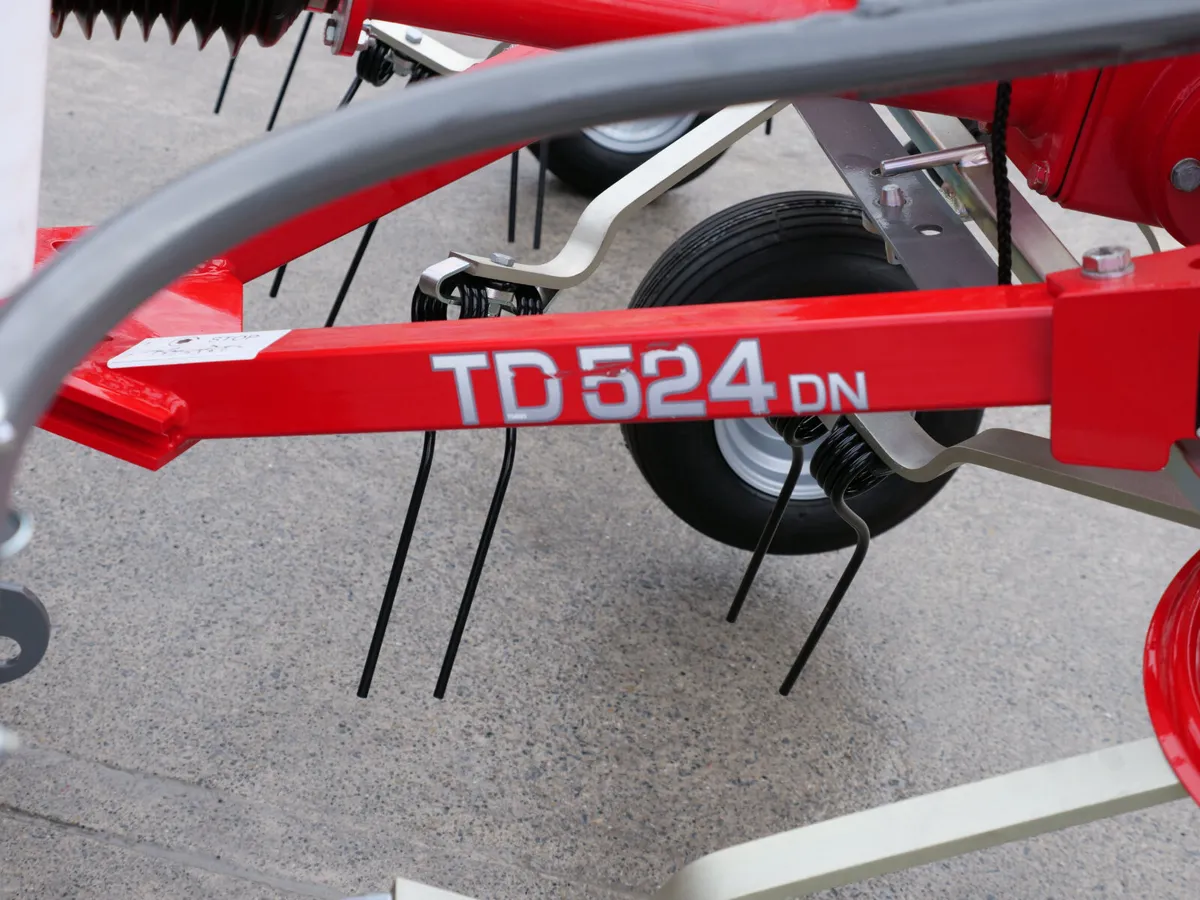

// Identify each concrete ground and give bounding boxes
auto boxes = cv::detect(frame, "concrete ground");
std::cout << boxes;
[3,19,1199,900]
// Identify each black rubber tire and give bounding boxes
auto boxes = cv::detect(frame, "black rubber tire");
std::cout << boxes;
[527,114,724,199]
[488,40,721,199]
[621,191,984,556]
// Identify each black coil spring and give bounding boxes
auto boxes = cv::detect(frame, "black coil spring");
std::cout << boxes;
[456,282,491,319]
[411,286,449,324]
[407,63,440,84]
[809,417,891,500]
[512,285,543,317]
[356,40,395,87]
[766,415,828,449]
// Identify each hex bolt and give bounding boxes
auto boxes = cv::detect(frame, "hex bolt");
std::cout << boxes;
[1081,245,1134,279]
[1028,160,1051,192]
[322,18,337,46]
[490,252,517,267]
[1171,158,1200,193]
[406,27,424,44]
[878,183,906,207]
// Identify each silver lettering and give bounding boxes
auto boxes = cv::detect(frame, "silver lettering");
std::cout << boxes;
[494,350,563,424]
[830,371,869,411]
[430,352,490,426]
[788,374,827,414]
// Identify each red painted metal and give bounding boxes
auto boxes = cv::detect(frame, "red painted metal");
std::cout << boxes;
[1049,244,1200,471]
[346,0,856,53]
[35,230,1200,477]
[33,228,242,469]
[1057,56,1200,247]
[1144,544,1200,807]
[32,224,1063,469]
[882,71,1101,200]
[224,44,547,282]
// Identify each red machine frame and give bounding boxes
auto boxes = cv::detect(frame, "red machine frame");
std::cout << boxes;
[28,0,1200,479]
[7,2,1200,896]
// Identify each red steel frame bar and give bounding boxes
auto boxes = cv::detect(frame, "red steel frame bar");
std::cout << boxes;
[33,228,1200,476]
[324,0,857,56]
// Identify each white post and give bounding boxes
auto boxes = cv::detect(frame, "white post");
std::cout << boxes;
[0,0,52,298]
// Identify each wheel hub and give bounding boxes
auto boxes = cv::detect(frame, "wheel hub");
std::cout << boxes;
[583,114,698,154]
[714,417,828,501]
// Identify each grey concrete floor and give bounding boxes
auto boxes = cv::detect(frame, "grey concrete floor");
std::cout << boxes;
[3,21,1200,900]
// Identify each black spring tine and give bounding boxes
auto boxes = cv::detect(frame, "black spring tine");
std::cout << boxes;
[325,219,378,327]
[726,446,803,624]
[779,485,870,696]
[433,425,518,699]
[268,72,362,299]
[507,151,520,244]
[324,62,428,328]
[268,263,288,298]
[213,53,237,114]
[357,430,437,698]
[265,11,313,132]
[765,116,773,136]
[533,141,549,250]
[341,75,364,107]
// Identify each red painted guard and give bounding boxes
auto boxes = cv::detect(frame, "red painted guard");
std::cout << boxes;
[1145,546,1200,807]
[33,228,244,470]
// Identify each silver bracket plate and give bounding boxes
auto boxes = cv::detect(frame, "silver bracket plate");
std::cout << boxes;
[847,412,1200,529]
[445,99,787,295]
[889,108,1078,282]
[794,96,998,292]
[364,21,485,75]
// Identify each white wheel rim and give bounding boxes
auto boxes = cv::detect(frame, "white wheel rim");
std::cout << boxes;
[713,418,829,501]
[582,114,699,154]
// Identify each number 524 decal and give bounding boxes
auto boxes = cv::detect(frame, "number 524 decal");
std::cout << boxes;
[430,338,868,427]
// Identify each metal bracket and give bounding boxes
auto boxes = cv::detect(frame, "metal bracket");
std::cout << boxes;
[380,739,1185,900]
[794,97,997,292]
[364,21,484,75]
[440,100,786,296]
[1165,438,1200,513]
[878,142,990,176]
[845,412,1200,529]
[889,108,1078,281]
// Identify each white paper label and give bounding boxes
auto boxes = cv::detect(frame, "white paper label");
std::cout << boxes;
[107,330,290,369]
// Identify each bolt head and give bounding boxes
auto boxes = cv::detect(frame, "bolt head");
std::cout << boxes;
[490,252,517,267]
[878,183,906,208]
[1028,161,1051,192]
[406,27,424,44]
[1081,245,1134,278]
[1171,158,1200,193]
[323,18,338,46]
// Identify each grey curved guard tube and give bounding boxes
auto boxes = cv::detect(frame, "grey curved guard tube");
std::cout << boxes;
[2,0,1200,529]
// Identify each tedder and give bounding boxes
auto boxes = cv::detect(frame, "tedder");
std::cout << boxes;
[4,0,1200,897]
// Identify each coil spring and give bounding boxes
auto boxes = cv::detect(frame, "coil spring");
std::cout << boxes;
[411,286,449,324]
[810,417,892,500]
[356,40,395,87]
[455,281,491,319]
[49,0,310,51]
[407,63,440,84]
[512,285,543,317]
[766,415,828,449]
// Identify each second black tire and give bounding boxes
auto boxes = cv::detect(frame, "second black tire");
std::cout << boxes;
[621,191,984,555]
[527,114,723,199]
